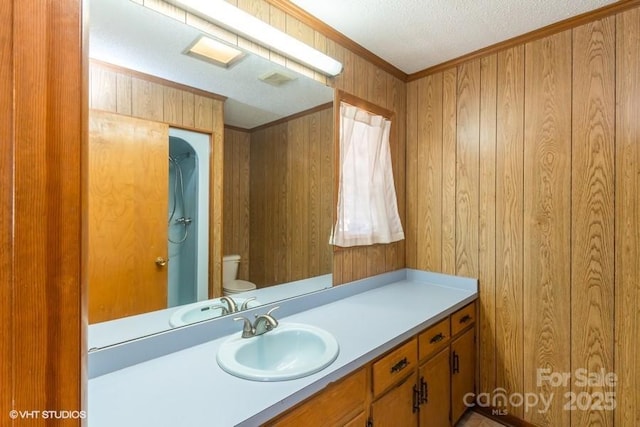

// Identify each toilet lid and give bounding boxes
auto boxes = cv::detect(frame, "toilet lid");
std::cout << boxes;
[223,279,256,292]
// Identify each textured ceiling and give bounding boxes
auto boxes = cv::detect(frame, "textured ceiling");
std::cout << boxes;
[290,0,618,74]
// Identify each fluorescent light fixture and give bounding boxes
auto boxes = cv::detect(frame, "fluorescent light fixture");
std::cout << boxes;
[184,35,244,68]
[169,0,343,77]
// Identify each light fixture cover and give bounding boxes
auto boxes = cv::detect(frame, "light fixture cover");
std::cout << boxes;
[170,0,343,77]
[185,35,244,68]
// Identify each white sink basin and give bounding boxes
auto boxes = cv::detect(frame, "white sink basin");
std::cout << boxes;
[169,298,261,327]
[216,322,339,381]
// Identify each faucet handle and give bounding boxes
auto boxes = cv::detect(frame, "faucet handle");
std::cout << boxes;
[267,306,279,316]
[256,306,279,330]
[234,316,254,338]
[220,296,238,313]
[239,297,256,311]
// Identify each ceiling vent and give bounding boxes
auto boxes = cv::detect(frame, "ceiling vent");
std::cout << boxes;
[258,71,296,87]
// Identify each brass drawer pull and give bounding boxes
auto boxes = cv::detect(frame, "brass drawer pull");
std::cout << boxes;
[459,314,472,324]
[429,332,445,344]
[412,383,420,413]
[390,357,409,373]
[452,351,460,374]
[420,376,428,404]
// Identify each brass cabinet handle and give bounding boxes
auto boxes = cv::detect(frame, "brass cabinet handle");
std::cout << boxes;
[155,257,168,267]
[420,376,428,404]
[452,351,460,374]
[459,314,472,324]
[390,357,409,373]
[412,383,420,413]
[429,332,445,343]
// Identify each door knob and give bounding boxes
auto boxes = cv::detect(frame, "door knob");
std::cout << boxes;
[155,257,168,267]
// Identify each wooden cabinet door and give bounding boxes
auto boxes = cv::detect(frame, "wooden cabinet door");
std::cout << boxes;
[451,328,475,423]
[370,373,418,427]
[343,411,367,427]
[88,111,169,323]
[418,348,451,427]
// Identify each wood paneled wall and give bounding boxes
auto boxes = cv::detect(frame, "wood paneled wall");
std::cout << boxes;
[250,107,334,286]
[1,0,85,423]
[224,107,334,287]
[89,61,226,298]
[223,127,251,280]
[407,8,640,427]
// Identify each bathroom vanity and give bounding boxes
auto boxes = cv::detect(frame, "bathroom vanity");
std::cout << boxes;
[266,302,476,426]
[88,269,477,426]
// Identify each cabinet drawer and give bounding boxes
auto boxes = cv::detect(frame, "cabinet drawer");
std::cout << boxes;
[451,302,476,336]
[372,338,417,397]
[418,317,450,360]
[267,368,367,426]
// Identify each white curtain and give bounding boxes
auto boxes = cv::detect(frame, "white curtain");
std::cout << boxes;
[330,102,404,247]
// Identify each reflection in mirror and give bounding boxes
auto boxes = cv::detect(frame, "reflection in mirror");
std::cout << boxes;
[88,0,334,349]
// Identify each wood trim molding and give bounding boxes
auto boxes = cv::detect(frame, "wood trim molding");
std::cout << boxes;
[408,0,640,80]
[264,0,408,81]
[249,101,333,132]
[337,90,395,120]
[2,0,85,419]
[90,59,228,101]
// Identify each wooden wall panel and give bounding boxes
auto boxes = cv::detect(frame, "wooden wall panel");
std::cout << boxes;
[319,104,334,275]
[223,127,251,280]
[388,75,406,271]
[249,128,266,285]
[441,68,458,274]
[308,112,321,278]
[408,9,639,425]
[3,0,84,421]
[89,61,225,298]
[455,60,480,278]
[248,107,333,287]
[615,8,640,427]
[405,80,418,269]
[523,30,572,426]
[495,45,525,418]
[131,78,164,121]
[0,1,12,421]
[116,73,132,115]
[571,16,615,427]
[416,73,443,271]
[478,54,497,395]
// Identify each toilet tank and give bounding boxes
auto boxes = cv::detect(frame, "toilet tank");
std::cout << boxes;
[222,254,241,282]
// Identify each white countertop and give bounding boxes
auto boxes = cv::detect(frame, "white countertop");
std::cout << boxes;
[88,270,477,427]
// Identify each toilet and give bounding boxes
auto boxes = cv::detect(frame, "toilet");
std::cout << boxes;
[222,254,257,296]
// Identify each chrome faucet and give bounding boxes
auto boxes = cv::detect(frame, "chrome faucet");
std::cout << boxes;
[234,306,279,338]
[220,296,238,314]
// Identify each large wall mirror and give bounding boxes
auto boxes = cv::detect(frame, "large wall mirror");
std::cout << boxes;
[88,0,334,349]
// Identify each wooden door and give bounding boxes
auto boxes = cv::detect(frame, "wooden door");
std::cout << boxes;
[370,373,418,427]
[451,328,475,423]
[89,111,169,323]
[418,348,451,427]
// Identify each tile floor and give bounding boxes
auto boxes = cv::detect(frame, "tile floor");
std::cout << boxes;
[456,410,505,427]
